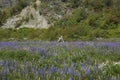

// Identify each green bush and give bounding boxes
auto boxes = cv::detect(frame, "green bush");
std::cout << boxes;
[89,29,110,38]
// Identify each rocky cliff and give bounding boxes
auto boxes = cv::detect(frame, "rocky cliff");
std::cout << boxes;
[2,1,49,29]
[1,0,72,29]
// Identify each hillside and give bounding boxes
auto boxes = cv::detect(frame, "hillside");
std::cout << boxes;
[0,0,72,29]
[0,0,120,41]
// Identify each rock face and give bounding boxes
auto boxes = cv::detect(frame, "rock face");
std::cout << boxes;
[35,0,41,7]
[2,0,49,29]
[1,0,72,29]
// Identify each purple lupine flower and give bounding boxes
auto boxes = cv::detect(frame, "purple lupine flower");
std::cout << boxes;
[32,60,35,65]
[10,63,16,72]
[24,59,26,65]
[0,61,2,67]
[93,64,98,73]
[29,47,36,52]
[32,67,35,73]
[50,64,55,73]
[41,49,48,56]
[25,68,28,74]
[38,69,43,75]
[1,60,4,66]
[63,63,67,73]
[22,69,25,76]
[80,63,85,67]
[75,72,80,76]
[86,55,92,65]
[68,63,74,75]
[56,68,62,74]
[81,66,90,75]
[5,68,10,74]
[2,76,5,80]
[5,60,9,66]
[34,72,37,79]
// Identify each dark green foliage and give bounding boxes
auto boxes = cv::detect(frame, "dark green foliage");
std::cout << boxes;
[89,29,110,38]
[0,8,12,26]
[54,8,87,28]
[91,0,104,12]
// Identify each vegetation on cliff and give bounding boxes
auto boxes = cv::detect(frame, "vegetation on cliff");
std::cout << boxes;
[0,0,120,41]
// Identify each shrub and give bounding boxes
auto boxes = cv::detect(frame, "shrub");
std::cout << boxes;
[89,29,110,38]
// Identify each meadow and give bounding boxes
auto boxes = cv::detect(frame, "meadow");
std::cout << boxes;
[0,41,120,80]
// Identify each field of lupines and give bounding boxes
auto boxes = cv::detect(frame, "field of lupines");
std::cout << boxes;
[0,41,120,80]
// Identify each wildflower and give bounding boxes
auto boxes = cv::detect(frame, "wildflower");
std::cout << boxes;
[81,66,90,75]
[2,76,5,80]
[22,69,25,76]
[38,69,43,75]
[50,64,55,73]
[41,49,47,56]
[63,63,67,73]
[80,63,85,67]
[93,64,98,73]
[1,60,4,66]
[5,68,10,74]
[24,59,26,65]
[5,60,9,67]
[68,63,74,75]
